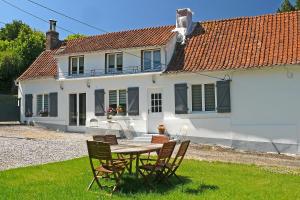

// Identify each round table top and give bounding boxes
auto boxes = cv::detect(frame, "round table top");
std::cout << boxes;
[111,143,163,154]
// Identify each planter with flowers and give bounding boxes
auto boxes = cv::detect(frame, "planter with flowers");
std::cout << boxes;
[157,123,166,135]
[106,107,116,119]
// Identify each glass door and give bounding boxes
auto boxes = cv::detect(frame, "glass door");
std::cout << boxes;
[69,94,77,126]
[69,93,86,126]
[79,93,86,126]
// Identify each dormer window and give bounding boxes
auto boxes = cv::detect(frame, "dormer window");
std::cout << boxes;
[142,49,161,71]
[106,53,123,73]
[69,56,84,75]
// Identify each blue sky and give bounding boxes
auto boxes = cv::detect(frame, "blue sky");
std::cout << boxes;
[0,0,295,39]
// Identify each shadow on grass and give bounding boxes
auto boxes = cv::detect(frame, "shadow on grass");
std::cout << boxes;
[185,183,219,195]
[116,175,192,194]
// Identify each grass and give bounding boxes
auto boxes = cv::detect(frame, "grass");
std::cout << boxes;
[0,157,300,200]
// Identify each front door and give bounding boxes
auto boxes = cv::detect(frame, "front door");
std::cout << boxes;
[147,88,163,133]
[69,93,86,126]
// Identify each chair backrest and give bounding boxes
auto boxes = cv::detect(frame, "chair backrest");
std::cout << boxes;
[104,135,118,145]
[173,140,190,166]
[93,135,106,142]
[156,141,176,164]
[151,135,169,144]
[86,140,112,160]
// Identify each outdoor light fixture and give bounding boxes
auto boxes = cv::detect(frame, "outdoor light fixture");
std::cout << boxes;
[59,82,64,90]
[152,75,156,84]
[86,79,91,88]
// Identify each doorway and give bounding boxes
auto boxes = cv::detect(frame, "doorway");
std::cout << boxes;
[69,93,86,126]
[147,88,163,133]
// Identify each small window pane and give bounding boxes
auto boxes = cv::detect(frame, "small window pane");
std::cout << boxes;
[108,54,115,69]
[44,94,49,112]
[79,57,84,74]
[205,84,215,111]
[36,95,43,114]
[192,85,202,111]
[116,54,123,71]
[71,57,78,74]
[153,50,161,70]
[143,51,152,71]
[109,90,117,105]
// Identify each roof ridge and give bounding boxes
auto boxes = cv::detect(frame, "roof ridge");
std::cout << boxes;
[67,24,175,42]
[198,10,300,24]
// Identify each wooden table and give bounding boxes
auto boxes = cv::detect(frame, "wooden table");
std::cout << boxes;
[111,143,163,177]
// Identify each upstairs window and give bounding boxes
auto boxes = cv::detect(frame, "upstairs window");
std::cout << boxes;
[142,49,161,71]
[70,56,84,75]
[36,94,49,117]
[107,53,123,73]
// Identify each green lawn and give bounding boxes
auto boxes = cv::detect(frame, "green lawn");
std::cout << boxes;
[0,157,300,200]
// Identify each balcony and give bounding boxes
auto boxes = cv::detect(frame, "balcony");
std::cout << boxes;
[56,66,163,79]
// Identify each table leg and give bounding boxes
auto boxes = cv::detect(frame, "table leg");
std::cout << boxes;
[136,153,140,178]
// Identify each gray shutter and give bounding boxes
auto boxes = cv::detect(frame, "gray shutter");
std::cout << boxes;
[128,87,139,116]
[25,94,33,117]
[95,89,105,116]
[175,83,188,114]
[217,80,231,113]
[49,92,58,117]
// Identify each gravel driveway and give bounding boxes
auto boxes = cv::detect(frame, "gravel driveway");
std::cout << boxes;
[0,125,300,172]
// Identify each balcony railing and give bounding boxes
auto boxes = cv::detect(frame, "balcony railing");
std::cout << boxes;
[56,66,163,79]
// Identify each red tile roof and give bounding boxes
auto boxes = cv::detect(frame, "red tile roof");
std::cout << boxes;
[18,11,300,81]
[56,25,176,55]
[17,50,58,81]
[166,11,300,73]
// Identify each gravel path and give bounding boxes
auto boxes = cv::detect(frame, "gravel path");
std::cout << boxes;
[0,125,300,172]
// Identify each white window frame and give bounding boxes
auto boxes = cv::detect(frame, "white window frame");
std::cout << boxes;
[70,55,84,75]
[36,93,49,116]
[108,89,127,115]
[143,49,161,70]
[106,53,123,73]
[191,83,217,113]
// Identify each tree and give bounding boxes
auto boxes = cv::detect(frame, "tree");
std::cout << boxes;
[0,20,29,41]
[65,33,85,41]
[277,0,295,13]
[0,20,45,93]
[296,0,300,10]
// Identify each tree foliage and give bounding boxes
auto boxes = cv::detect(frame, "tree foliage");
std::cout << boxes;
[65,33,85,41]
[277,0,296,13]
[296,0,300,10]
[0,20,45,94]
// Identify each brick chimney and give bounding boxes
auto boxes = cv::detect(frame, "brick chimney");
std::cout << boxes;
[46,19,60,50]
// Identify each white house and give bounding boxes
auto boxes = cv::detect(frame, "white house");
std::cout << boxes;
[17,9,300,154]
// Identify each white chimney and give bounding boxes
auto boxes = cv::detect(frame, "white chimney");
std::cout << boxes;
[172,8,194,44]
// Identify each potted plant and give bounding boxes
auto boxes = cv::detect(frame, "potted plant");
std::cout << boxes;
[157,123,166,135]
[116,105,125,116]
[107,107,116,119]
[39,109,48,117]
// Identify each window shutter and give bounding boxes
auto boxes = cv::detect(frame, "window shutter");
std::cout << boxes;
[25,94,33,117]
[128,87,139,116]
[175,83,188,114]
[95,89,105,116]
[217,80,231,113]
[49,92,58,117]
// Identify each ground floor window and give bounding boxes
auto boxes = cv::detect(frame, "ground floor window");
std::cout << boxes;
[36,94,49,116]
[151,93,162,113]
[108,89,127,115]
[192,83,216,112]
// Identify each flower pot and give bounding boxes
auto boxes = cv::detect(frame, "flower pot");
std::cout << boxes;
[158,124,166,135]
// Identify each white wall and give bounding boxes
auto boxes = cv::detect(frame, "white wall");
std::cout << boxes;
[19,65,300,153]
[55,43,174,78]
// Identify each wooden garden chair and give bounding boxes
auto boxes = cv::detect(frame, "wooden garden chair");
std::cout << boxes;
[94,134,136,173]
[93,135,106,142]
[86,140,127,192]
[163,140,190,183]
[143,135,170,162]
[138,141,176,187]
